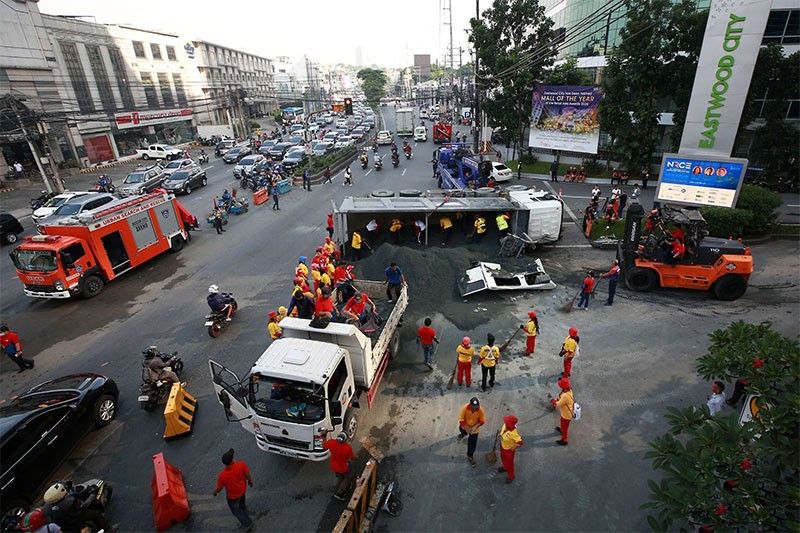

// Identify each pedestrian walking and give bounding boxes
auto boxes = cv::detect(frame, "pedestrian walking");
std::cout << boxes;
[417,317,439,369]
[323,432,356,500]
[213,449,254,531]
[560,327,579,378]
[520,311,539,356]
[323,166,333,184]
[517,161,523,180]
[385,262,405,302]
[618,192,628,218]
[0,324,34,371]
[497,415,523,483]
[271,180,280,210]
[550,159,558,182]
[326,212,334,239]
[213,209,225,234]
[343,167,353,186]
[576,271,596,310]
[706,381,726,416]
[457,397,485,467]
[551,377,574,446]
[303,169,312,191]
[456,336,475,387]
[601,260,621,306]
[478,333,500,391]
[642,169,650,190]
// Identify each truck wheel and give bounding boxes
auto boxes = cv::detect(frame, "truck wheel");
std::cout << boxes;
[389,332,400,359]
[343,412,358,440]
[170,235,185,252]
[4,232,17,244]
[82,275,104,298]
[625,267,657,292]
[713,275,747,301]
[399,189,422,197]
[142,154,150,160]
[371,189,395,198]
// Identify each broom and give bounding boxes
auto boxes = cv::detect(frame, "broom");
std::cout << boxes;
[485,430,499,464]
[499,328,522,352]
[446,358,458,389]
[561,288,582,313]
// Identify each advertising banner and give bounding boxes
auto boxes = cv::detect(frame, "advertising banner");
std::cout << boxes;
[528,85,602,154]
[678,0,773,157]
[656,153,748,208]
[114,108,193,130]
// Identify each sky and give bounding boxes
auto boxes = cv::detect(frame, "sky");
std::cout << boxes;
[38,0,476,68]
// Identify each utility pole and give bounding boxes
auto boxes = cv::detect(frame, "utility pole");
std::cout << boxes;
[3,94,61,193]
[473,0,481,154]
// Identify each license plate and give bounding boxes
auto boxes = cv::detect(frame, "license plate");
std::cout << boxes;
[137,395,149,402]
[204,321,214,326]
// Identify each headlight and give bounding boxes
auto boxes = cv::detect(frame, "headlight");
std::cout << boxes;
[54,280,65,291]
[138,188,145,194]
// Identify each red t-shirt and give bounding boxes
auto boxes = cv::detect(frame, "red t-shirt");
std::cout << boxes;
[323,440,355,474]
[581,277,595,294]
[327,214,334,228]
[0,331,20,351]
[344,296,369,315]
[315,297,334,315]
[215,461,249,500]
[417,326,437,346]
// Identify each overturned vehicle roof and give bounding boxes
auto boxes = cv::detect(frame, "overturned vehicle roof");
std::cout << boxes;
[458,260,557,297]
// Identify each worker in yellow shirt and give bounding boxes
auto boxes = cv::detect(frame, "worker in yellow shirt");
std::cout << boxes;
[561,327,579,377]
[457,397,485,466]
[351,230,363,260]
[551,377,574,445]
[520,311,539,356]
[478,333,500,391]
[439,215,453,246]
[320,271,331,288]
[496,212,510,238]
[456,336,475,387]
[498,415,523,483]
[311,268,322,289]
[277,306,288,323]
[267,311,282,340]
[323,237,336,255]
[389,218,403,244]
[471,215,487,242]
[296,256,309,278]
[326,262,335,278]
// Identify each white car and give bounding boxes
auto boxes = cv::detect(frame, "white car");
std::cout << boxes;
[336,119,347,129]
[32,192,91,222]
[308,124,319,134]
[162,158,196,177]
[335,138,354,149]
[491,162,513,182]
[233,154,265,178]
[323,132,339,143]
[376,130,392,145]
[414,126,427,142]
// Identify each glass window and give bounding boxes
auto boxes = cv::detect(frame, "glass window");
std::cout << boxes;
[11,250,57,272]
[327,359,348,399]
[132,41,145,59]
[785,11,800,44]
[59,41,94,113]
[248,374,325,424]
[158,73,174,107]
[62,243,86,262]
[107,48,134,109]
[150,43,162,60]
[85,45,116,111]
[141,72,159,108]
[764,10,789,37]
[166,45,176,61]
[786,101,800,120]
[172,73,188,106]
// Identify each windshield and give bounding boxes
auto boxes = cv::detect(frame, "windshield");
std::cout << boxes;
[123,172,145,184]
[495,164,509,171]
[43,196,70,208]
[227,148,241,155]
[168,170,190,181]
[53,203,82,215]
[162,145,175,150]
[249,374,325,423]
[12,249,58,272]
[239,157,257,165]
[165,161,182,169]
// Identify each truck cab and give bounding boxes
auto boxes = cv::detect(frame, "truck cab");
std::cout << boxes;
[209,338,358,461]
[9,235,97,298]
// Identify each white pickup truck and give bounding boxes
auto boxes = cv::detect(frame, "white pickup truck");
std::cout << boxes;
[208,279,407,460]
[136,144,182,161]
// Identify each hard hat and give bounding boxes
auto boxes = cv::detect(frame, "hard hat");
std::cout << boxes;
[462,336,471,346]
[269,311,277,319]
[299,256,307,263]
[528,311,537,318]
[208,284,219,294]
[469,397,480,407]
[569,327,578,337]
[20,508,46,532]
[278,306,287,315]
[43,482,68,504]
[558,377,571,390]
[336,431,348,443]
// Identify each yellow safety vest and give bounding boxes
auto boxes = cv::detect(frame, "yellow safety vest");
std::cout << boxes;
[351,232,362,249]
[496,214,509,231]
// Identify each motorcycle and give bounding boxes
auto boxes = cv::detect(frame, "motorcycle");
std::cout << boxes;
[138,351,184,412]
[198,152,209,165]
[404,149,412,160]
[30,190,55,211]
[375,160,383,171]
[391,155,399,168]
[94,177,116,194]
[360,157,369,170]
[205,293,238,338]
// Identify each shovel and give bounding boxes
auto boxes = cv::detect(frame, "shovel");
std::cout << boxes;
[485,431,499,464]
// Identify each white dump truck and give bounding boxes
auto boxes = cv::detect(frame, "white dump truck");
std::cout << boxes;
[395,107,414,137]
[208,279,408,461]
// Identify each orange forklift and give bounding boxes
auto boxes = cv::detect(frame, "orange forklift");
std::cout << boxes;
[618,202,753,300]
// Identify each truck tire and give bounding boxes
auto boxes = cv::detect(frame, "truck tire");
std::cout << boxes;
[141,154,150,160]
[625,267,658,292]
[82,275,104,298]
[389,332,400,359]
[399,189,422,197]
[713,275,747,301]
[4,232,18,244]
[170,235,185,252]
[505,185,529,192]
[343,412,358,440]
[372,189,395,198]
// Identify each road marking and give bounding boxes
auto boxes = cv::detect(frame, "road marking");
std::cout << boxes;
[542,181,578,224]
[788,204,800,207]
[402,169,406,176]
[365,170,372,176]
[551,244,593,248]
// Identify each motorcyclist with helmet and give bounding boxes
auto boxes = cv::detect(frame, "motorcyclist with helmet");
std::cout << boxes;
[142,346,180,385]
[207,284,234,321]
[42,482,113,532]
[97,174,114,193]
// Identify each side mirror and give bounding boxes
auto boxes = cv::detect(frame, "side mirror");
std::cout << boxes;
[330,400,342,417]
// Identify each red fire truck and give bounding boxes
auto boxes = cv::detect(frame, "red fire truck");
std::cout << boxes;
[433,122,452,144]
[10,191,192,299]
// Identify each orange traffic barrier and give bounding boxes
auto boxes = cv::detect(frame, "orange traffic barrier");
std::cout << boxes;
[253,189,268,205]
[151,452,190,532]
[163,383,197,439]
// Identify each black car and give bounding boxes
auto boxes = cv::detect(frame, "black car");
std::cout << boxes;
[0,374,119,522]
[268,142,294,161]
[162,166,208,195]
[222,146,252,164]
[0,213,24,245]
[281,150,309,170]
[257,140,278,155]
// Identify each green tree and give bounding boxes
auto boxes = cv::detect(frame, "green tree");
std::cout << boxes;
[542,57,592,86]
[643,321,800,532]
[357,68,388,107]
[470,0,555,152]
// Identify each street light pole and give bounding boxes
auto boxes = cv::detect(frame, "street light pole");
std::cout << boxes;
[473,0,481,154]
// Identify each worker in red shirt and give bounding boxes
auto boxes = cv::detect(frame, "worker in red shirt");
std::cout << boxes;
[323,432,356,500]
[342,292,375,325]
[670,226,685,242]
[670,239,686,263]
[326,212,335,239]
[416,317,440,369]
[314,287,336,320]
[576,271,596,310]
[0,324,34,371]
[213,448,254,531]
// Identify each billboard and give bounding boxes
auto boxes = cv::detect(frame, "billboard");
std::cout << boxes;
[114,108,193,130]
[656,153,747,209]
[528,85,602,154]
[678,0,773,157]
